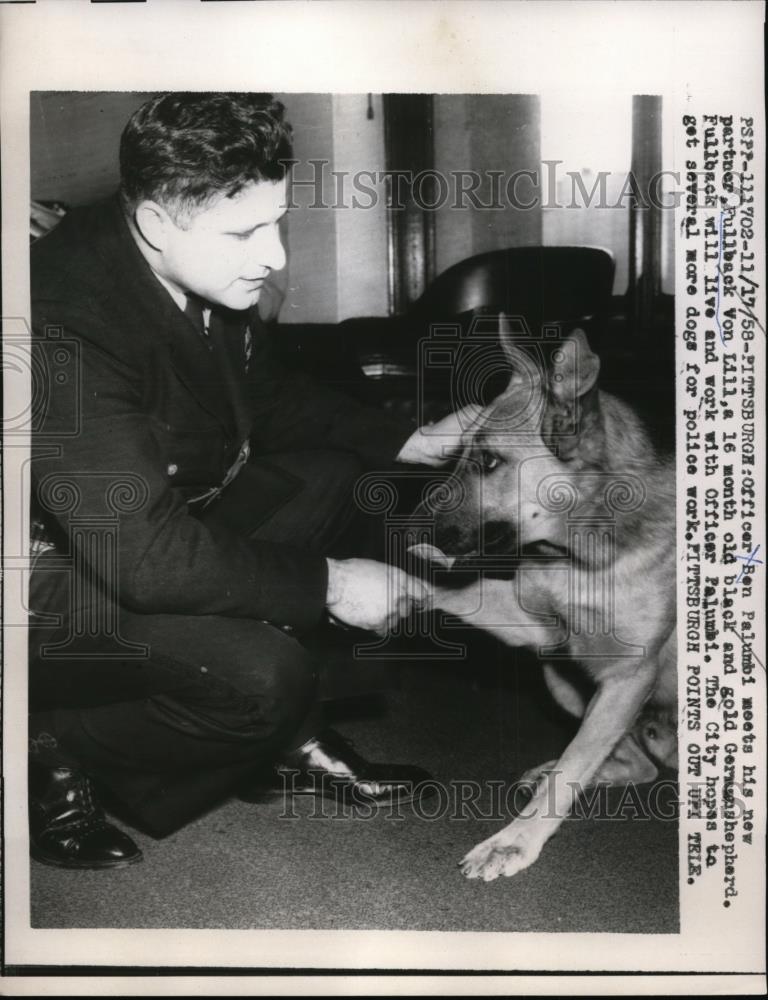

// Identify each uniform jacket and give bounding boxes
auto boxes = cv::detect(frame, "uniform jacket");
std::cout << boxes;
[31,196,412,631]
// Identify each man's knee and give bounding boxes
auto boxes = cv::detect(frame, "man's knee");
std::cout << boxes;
[220,623,318,718]
[48,613,316,742]
[140,616,318,743]
[34,612,319,746]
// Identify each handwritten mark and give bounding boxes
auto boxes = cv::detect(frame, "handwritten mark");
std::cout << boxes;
[734,543,762,584]
[724,623,765,675]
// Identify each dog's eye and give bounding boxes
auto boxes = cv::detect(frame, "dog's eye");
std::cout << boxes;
[481,450,500,472]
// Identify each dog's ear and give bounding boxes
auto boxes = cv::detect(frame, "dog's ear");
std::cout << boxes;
[497,313,543,386]
[549,328,600,401]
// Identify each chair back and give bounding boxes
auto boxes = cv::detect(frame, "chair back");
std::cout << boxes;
[410,245,615,330]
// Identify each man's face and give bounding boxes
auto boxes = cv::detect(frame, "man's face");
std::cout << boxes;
[158,177,288,312]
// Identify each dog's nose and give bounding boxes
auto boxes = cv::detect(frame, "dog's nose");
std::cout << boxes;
[482,520,516,554]
[433,522,472,555]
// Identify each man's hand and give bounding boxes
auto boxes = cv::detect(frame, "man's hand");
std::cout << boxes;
[326,558,431,636]
[395,403,485,467]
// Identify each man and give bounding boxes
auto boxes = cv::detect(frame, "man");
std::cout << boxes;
[29,92,468,869]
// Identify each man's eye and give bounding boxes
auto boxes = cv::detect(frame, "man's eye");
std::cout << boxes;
[480,450,500,472]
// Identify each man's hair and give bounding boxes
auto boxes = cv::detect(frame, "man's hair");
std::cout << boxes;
[119,92,293,220]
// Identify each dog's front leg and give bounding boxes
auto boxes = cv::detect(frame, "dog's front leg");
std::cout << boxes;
[431,576,557,648]
[460,660,657,881]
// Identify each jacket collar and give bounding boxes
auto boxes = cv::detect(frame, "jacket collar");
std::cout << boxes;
[108,196,252,441]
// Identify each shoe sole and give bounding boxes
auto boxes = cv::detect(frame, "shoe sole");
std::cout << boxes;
[241,785,438,808]
[30,847,144,870]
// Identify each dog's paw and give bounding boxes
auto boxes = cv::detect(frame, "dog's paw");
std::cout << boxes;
[459,825,543,881]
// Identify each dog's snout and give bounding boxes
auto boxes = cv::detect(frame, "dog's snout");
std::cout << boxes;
[433,521,477,556]
[482,520,517,554]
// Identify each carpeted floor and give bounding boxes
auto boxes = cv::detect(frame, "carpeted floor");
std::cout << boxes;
[30,628,679,933]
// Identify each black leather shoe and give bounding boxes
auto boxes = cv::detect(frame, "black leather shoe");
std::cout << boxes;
[29,764,143,870]
[259,729,437,808]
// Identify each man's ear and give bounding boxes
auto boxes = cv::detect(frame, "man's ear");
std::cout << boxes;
[497,312,543,388]
[133,200,172,253]
[549,327,600,402]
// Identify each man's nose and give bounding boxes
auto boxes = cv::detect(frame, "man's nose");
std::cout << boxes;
[259,227,286,272]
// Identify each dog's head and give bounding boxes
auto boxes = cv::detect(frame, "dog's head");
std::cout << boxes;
[420,319,604,561]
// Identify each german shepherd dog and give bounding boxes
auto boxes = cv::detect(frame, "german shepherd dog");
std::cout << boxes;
[413,322,677,881]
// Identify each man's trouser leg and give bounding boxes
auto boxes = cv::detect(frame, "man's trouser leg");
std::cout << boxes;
[29,449,374,836]
[29,598,318,836]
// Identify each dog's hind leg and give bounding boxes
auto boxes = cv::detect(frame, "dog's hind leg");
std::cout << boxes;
[520,733,658,790]
[459,658,657,881]
[589,732,658,785]
[634,703,678,771]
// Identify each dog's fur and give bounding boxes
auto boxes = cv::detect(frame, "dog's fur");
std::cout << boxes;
[420,323,677,881]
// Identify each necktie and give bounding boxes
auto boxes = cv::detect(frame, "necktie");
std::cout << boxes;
[183,295,212,348]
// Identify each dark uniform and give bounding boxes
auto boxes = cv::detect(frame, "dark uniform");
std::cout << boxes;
[29,195,412,835]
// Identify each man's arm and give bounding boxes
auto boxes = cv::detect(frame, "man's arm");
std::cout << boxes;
[246,321,482,470]
[245,319,415,467]
[33,304,328,631]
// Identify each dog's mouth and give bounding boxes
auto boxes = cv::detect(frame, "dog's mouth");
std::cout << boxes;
[407,543,484,589]
[408,540,569,583]
[408,543,458,570]
[521,539,569,558]
[409,540,567,562]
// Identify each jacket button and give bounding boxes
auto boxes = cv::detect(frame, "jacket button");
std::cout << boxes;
[167,463,178,476]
